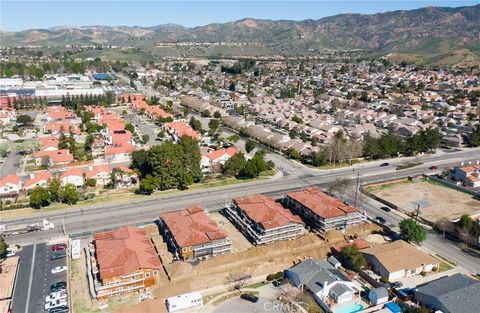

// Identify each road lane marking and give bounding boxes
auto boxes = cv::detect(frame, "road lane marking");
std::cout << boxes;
[24,244,36,313]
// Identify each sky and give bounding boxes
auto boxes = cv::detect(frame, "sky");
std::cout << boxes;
[1,0,479,31]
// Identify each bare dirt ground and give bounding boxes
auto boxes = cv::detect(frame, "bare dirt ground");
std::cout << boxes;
[151,223,380,299]
[370,180,480,223]
[208,212,253,253]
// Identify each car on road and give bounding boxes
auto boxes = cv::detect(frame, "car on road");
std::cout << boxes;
[380,162,390,167]
[240,293,259,303]
[49,305,69,313]
[375,216,387,224]
[50,281,67,292]
[45,291,67,303]
[51,266,67,274]
[380,206,392,212]
[429,165,438,170]
[45,299,68,311]
[51,252,66,260]
[52,244,67,251]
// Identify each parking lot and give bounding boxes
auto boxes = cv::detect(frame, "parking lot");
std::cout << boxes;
[11,243,68,313]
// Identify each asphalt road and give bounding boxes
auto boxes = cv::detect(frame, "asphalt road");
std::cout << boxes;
[11,243,68,313]
[0,140,20,178]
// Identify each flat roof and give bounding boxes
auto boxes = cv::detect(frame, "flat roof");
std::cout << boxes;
[0,256,19,300]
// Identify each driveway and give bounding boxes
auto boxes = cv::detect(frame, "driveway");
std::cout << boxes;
[0,140,20,178]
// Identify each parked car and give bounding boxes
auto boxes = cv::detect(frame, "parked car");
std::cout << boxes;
[380,206,392,212]
[45,299,68,311]
[375,216,387,224]
[429,165,438,170]
[50,282,67,292]
[51,252,66,260]
[380,162,390,167]
[240,293,259,303]
[2,250,15,258]
[391,281,403,289]
[51,266,67,274]
[272,279,282,287]
[52,244,67,251]
[45,291,67,303]
[49,306,69,313]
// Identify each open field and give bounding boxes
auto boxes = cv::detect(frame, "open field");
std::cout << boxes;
[369,179,480,223]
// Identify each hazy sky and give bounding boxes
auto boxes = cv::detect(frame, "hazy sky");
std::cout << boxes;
[1,1,478,31]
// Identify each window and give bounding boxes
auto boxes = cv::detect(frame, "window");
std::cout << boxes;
[145,272,150,278]
[153,270,159,277]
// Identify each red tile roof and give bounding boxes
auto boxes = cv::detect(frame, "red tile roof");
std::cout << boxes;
[0,175,20,187]
[105,143,136,155]
[85,165,110,178]
[59,168,83,180]
[35,149,74,164]
[160,206,228,248]
[332,239,369,254]
[94,226,160,280]
[23,172,52,189]
[286,187,359,219]
[234,194,304,230]
[207,147,239,161]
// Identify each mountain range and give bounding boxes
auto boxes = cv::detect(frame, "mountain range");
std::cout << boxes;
[1,4,479,65]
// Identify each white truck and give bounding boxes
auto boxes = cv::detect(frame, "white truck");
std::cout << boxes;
[0,219,54,236]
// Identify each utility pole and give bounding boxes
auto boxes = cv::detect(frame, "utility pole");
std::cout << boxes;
[354,173,360,207]
[415,204,420,224]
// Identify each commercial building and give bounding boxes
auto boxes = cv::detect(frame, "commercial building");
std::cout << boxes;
[361,240,438,281]
[159,206,231,260]
[89,226,161,300]
[285,187,366,233]
[225,194,305,245]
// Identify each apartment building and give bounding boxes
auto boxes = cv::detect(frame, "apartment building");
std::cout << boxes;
[285,187,366,233]
[89,226,161,300]
[225,194,305,245]
[159,206,231,261]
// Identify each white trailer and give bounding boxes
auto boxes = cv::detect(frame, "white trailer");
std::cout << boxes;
[71,239,81,260]
[0,219,54,236]
[165,291,203,312]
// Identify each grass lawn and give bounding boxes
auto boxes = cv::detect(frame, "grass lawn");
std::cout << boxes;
[245,281,266,289]
[366,179,413,192]
[438,260,454,272]
[435,254,457,266]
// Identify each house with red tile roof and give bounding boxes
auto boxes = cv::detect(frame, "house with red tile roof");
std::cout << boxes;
[450,165,480,188]
[23,172,52,192]
[159,206,231,260]
[0,175,21,197]
[226,194,304,245]
[104,143,136,163]
[59,168,84,188]
[164,121,201,142]
[145,105,173,120]
[285,187,366,233]
[35,149,74,167]
[90,226,161,300]
[38,136,59,151]
[85,165,111,186]
[201,147,239,173]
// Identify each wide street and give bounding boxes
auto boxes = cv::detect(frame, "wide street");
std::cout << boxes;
[2,147,480,273]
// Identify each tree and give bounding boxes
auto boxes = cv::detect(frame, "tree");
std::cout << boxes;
[288,149,301,160]
[141,134,150,144]
[340,245,367,270]
[213,111,221,119]
[201,109,211,118]
[399,219,426,244]
[148,141,184,190]
[16,114,33,126]
[245,139,256,153]
[468,124,480,147]
[189,117,203,132]
[240,151,268,178]
[208,119,220,133]
[227,134,240,143]
[223,153,247,176]
[85,178,97,188]
[178,135,203,186]
[328,177,352,199]
[137,175,160,195]
[131,150,150,177]
[48,178,61,203]
[0,143,9,158]
[124,123,135,133]
[0,235,7,257]
[58,132,69,150]
[60,183,80,205]
[29,187,51,209]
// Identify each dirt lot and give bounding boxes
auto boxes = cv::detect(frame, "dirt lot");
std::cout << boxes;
[208,212,253,252]
[369,179,480,223]
[151,223,380,299]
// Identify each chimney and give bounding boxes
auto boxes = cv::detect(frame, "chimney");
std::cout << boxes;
[29,173,35,179]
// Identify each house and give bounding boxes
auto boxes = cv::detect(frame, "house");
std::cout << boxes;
[164,121,200,142]
[369,287,389,305]
[112,166,138,188]
[413,273,480,313]
[85,165,111,186]
[285,258,361,311]
[104,144,136,163]
[90,226,161,300]
[158,206,231,261]
[35,149,74,167]
[361,240,438,281]
[225,194,305,245]
[450,165,480,188]
[201,147,239,173]
[0,175,21,197]
[285,187,366,233]
[23,172,52,192]
[59,168,84,188]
